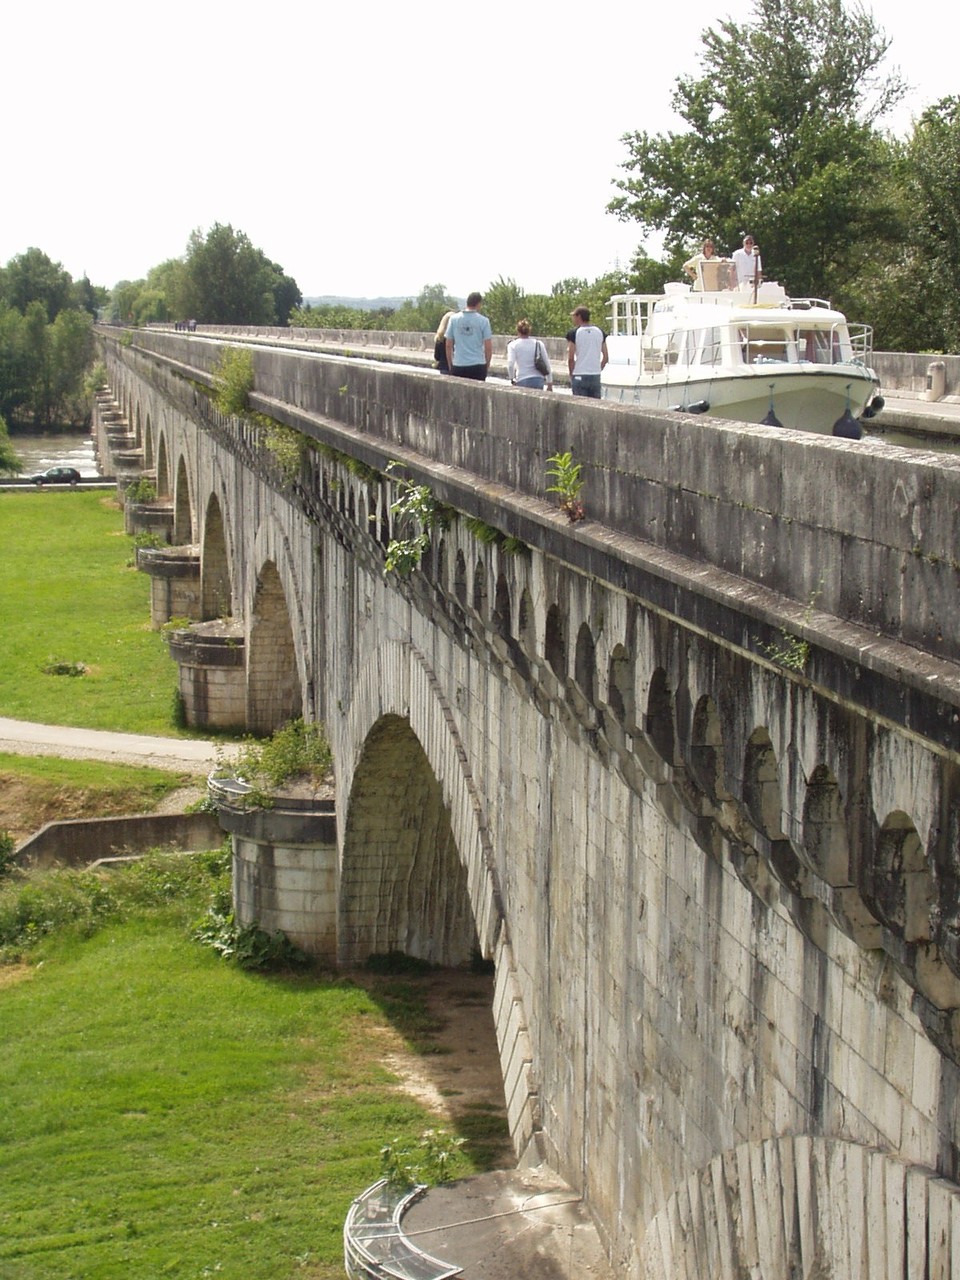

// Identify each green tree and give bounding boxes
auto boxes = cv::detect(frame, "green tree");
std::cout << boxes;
[0,413,21,475]
[904,97,960,351]
[174,225,301,326]
[608,0,905,300]
[0,248,74,321]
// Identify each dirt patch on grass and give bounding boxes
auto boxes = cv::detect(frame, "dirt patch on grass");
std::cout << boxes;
[0,774,199,843]
[356,968,514,1169]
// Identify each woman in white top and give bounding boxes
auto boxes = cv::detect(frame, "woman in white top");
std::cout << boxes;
[506,319,553,391]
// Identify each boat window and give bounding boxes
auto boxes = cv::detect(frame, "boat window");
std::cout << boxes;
[797,328,840,364]
[698,327,722,366]
[738,325,790,364]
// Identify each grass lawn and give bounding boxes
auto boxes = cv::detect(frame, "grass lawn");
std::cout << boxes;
[0,855,483,1280]
[0,490,182,735]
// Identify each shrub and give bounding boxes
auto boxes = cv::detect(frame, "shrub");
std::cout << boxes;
[225,719,333,793]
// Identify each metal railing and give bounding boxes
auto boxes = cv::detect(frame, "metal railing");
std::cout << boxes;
[344,1179,462,1280]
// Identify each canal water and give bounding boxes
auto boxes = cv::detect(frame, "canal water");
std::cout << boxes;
[9,431,99,477]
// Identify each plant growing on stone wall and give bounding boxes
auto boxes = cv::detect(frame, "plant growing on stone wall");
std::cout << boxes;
[546,451,585,522]
[219,718,333,800]
[214,347,255,418]
[383,461,450,576]
[462,515,528,555]
[125,476,157,505]
[756,584,823,674]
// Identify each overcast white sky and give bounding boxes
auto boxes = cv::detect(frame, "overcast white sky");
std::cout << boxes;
[1,0,953,301]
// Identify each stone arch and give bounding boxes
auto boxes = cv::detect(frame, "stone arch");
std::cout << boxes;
[518,588,535,657]
[201,492,232,620]
[574,622,596,704]
[492,573,511,639]
[545,603,566,679]
[454,549,467,606]
[156,434,171,497]
[639,1137,960,1280]
[339,640,540,1158]
[607,644,635,726]
[173,455,193,544]
[689,694,727,802]
[802,764,850,886]
[473,558,487,617]
[872,811,933,943]
[143,414,154,470]
[743,728,788,841]
[645,668,676,765]
[339,714,476,966]
[246,560,302,734]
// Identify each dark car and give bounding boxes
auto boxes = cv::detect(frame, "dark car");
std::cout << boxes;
[31,466,81,486]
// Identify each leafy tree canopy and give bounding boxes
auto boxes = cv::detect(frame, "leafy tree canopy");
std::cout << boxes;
[608,0,906,299]
[905,97,960,350]
[171,224,301,326]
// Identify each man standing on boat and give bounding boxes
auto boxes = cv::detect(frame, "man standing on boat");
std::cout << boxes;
[733,235,762,287]
[445,292,493,381]
[566,306,609,398]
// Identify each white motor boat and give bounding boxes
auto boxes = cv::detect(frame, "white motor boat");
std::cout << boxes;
[602,260,883,437]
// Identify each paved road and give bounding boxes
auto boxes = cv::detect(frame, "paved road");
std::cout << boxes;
[0,717,241,773]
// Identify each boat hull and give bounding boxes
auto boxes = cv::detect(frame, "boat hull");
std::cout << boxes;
[601,365,878,434]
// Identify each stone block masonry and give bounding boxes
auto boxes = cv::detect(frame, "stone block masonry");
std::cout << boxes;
[101,328,960,1279]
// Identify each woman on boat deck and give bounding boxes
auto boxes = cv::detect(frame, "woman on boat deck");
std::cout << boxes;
[683,238,717,288]
[506,319,553,391]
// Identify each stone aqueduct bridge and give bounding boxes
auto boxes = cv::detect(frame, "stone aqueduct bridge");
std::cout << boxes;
[97,327,960,1279]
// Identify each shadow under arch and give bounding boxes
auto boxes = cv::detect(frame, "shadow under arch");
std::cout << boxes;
[339,714,475,967]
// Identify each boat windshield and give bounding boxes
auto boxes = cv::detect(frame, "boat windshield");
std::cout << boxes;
[736,321,873,366]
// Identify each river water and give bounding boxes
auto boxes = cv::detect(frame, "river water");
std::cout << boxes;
[9,431,99,477]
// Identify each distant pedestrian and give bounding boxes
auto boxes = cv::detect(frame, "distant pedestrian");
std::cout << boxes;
[566,306,608,398]
[445,293,493,381]
[507,319,553,391]
[434,309,456,373]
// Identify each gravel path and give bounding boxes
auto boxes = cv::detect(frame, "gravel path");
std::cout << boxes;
[0,717,241,773]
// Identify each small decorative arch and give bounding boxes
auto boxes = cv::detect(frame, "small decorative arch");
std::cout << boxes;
[473,559,487,617]
[607,644,635,726]
[743,728,787,840]
[454,550,467,607]
[493,574,511,639]
[518,588,535,657]
[873,811,933,942]
[802,764,850,886]
[645,668,676,765]
[574,622,596,704]
[545,604,566,680]
[689,694,727,802]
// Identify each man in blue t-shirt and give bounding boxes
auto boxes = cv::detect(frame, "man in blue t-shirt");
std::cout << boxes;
[566,306,609,398]
[445,292,493,381]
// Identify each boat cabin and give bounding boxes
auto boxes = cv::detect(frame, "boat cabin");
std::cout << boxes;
[606,279,873,377]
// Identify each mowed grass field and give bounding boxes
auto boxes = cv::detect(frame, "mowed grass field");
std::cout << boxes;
[0,490,181,734]
[0,857,480,1280]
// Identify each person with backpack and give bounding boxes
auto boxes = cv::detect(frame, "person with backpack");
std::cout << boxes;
[506,318,554,391]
